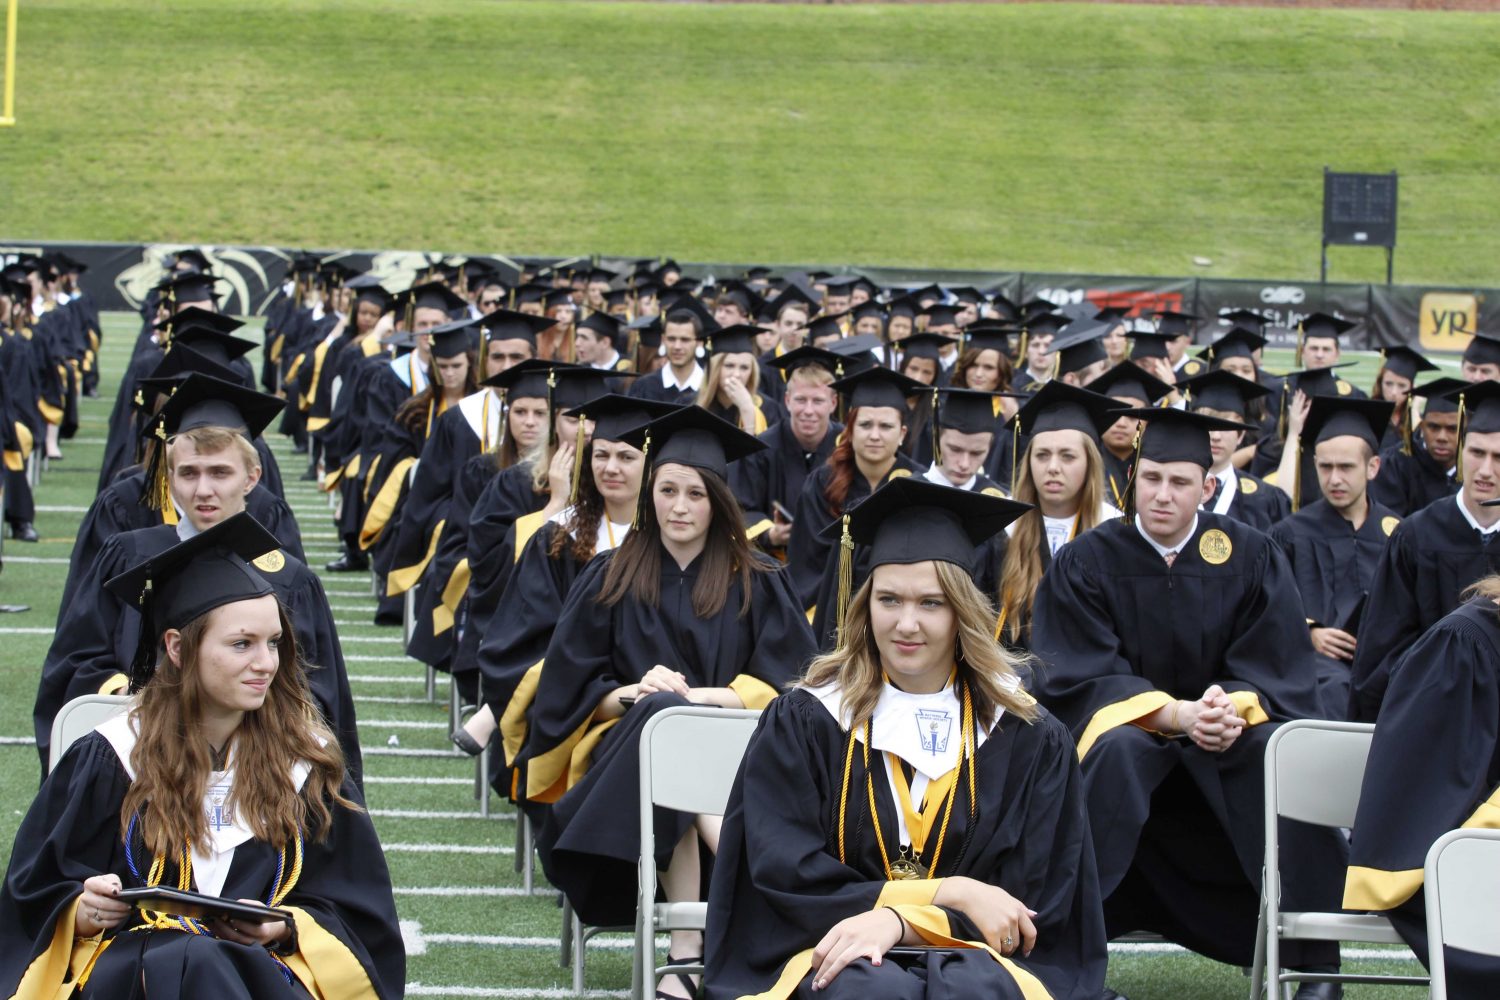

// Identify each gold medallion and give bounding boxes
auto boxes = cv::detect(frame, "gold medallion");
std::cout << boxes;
[1239,477,1258,495]
[981,486,1005,498]
[889,852,928,881]
[1382,515,1400,537]
[253,550,286,574]
[1198,529,1232,565]
[1336,380,1353,396]
[889,468,912,480]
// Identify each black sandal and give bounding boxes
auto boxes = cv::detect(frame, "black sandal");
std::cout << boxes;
[655,954,702,999]
[450,729,485,757]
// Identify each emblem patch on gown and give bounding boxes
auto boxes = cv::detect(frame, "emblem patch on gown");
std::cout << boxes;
[1382,515,1400,536]
[1239,477,1258,494]
[889,469,912,479]
[207,782,233,831]
[1336,380,1352,396]
[916,709,952,755]
[253,550,286,573]
[981,487,1005,498]
[1198,529,1232,565]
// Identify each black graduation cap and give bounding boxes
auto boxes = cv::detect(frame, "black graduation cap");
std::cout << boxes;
[1088,360,1173,405]
[1180,369,1271,420]
[1301,397,1394,450]
[827,333,884,358]
[1052,322,1109,376]
[620,404,766,481]
[168,316,258,366]
[767,283,819,318]
[821,275,864,295]
[1022,312,1071,338]
[1298,312,1356,342]
[1445,379,1500,436]
[513,284,551,307]
[481,358,587,401]
[139,344,243,401]
[347,273,394,311]
[1114,407,1250,470]
[145,373,285,441]
[802,314,846,344]
[1276,362,1359,398]
[1153,310,1200,338]
[399,281,467,316]
[713,280,763,317]
[935,388,1010,435]
[1093,305,1132,324]
[1197,327,1267,366]
[1009,381,1122,441]
[632,278,663,300]
[900,332,957,362]
[770,345,861,380]
[885,293,921,320]
[662,292,719,334]
[602,288,632,310]
[583,266,618,285]
[578,311,624,341]
[920,303,962,328]
[704,324,762,356]
[629,314,664,350]
[961,321,1017,356]
[743,266,775,282]
[564,394,683,443]
[103,512,283,689]
[907,284,945,306]
[287,252,322,276]
[429,320,474,360]
[832,366,925,411]
[479,309,555,346]
[850,300,886,326]
[540,288,576,311]
[155,270,223,305]
[1379,345,1439,382]
[172,249,213,273]
[1411,376,1468,415]
[987,292,1023,323]
[1128,330,1177,361]
[1462,332,1500,368]
[842,478,1031,575]
[1218,309,1270,335]
[947,286,986,306]
[653,258,682,280]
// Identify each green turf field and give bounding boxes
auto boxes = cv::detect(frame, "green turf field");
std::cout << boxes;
[0,321,1440,996]
[3,1,1499,286]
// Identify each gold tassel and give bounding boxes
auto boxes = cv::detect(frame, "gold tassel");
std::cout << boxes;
[632,430,651,530]
[142,422,176,523]
[1291,437,1302,513]
[1278,377,1290,441]
[1456,393,1467,484]
[835,515,854,649]
[1123,424,1144,518]
[568,413,587,505]
[1295,320,1305,369]
[1010,419,1022,496]
[930,387,941,464]
[1401,397,1414,457]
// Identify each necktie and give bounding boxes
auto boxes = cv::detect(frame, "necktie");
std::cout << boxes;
[1163,551,1177,568]
[1205,477,1222,508]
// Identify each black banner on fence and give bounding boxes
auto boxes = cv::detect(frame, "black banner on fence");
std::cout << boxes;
[3,239,1495,356]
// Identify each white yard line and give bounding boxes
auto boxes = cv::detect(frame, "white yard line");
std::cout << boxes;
[364,775,472,786]
[383,842,511,855]
[372,809,502,821]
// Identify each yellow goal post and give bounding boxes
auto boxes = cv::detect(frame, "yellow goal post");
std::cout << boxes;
[0,0,16,127]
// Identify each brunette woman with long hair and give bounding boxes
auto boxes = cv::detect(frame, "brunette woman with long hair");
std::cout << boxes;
[788,368,925,611]
[1369,345,1440,453]
[0,514,403,998]
[704,478,1107,1000]
[995,383,1124,648]
[949,326,1023,486]
[517,407,816,999]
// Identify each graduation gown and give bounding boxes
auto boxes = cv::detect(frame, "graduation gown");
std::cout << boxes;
[1268,499,1401,719]
[1370,438,1458,517]
[729,421,840,545]
[626,366,701,406]
[1342,599,1500,999]
[97,344,164,492]
[35,524,362,786]
[518,548,816,926]
[0,727,402,999]
[1348,495,1500,722]
[1029,514,1344,966]
[1100,449,1132,512]
[703,688,1107,1000]
[705,393,787,437]
[788,457,923,610]
[1206,468,1289,533]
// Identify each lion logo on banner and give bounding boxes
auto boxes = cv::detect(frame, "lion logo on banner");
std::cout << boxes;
[115,245,272,314]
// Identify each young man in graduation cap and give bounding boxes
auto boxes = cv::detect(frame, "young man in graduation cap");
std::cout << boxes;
[1349,379,1500,723]
[35,374,360,783]
[1053,322,1112,388]
[729,345,844,553]
[924,387,1010,495]
[1153,309,1207,381]
[1268,396,1401,719]
[1179,369,1289,531]
[573,310,630,373]
[1369,376,1464,517]
[1459,329,1500,382]
[1252,362,1366,507]
[1030,406,1347,999]
[628,295,713,405]
[1088,360,1174,511]
[1012,313,1067,392]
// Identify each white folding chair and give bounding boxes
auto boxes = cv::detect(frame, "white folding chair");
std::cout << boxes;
[1250,719,1428,999]
[49,694,130,772]
[632,706,761,1000]
[1424,827,1500,1000]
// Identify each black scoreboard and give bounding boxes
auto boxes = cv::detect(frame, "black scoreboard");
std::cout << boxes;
[1322,168,1398,282]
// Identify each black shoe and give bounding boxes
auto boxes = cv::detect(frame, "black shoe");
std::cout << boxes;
[373,610,402,627]
[1291,983,1342,1000]
[299,468,319,481]
[9,522,38,542]
[1101,990,1130,1000]
[324,553,369,573]
[291,441,308,454]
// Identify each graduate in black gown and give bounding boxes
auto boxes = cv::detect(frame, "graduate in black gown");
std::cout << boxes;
[1268,396,1401,718]
[696,324,788,434]
[1029,408,1347,998]
[729,346,845,553]
[1349,379,1500,722]
[1089,361,1174,512]
[1178,370,1289,531]
[1343,572,1500,1000]
[518,406,817,936]
[1370,376,1464,517]
[627,299,710,405]
[35,377,360,785]
[789,368,925,611]
[1,516,402,999]
[704,479,1106,1000]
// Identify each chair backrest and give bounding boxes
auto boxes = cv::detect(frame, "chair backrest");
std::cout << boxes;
[49,694,130,772]
[640,706,761,817]
[1425,826,1500,999]
[1266,719,1375,828]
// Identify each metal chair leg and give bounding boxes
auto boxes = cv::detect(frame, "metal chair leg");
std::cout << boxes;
[571,909,586,994]
[559,897,574,968]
